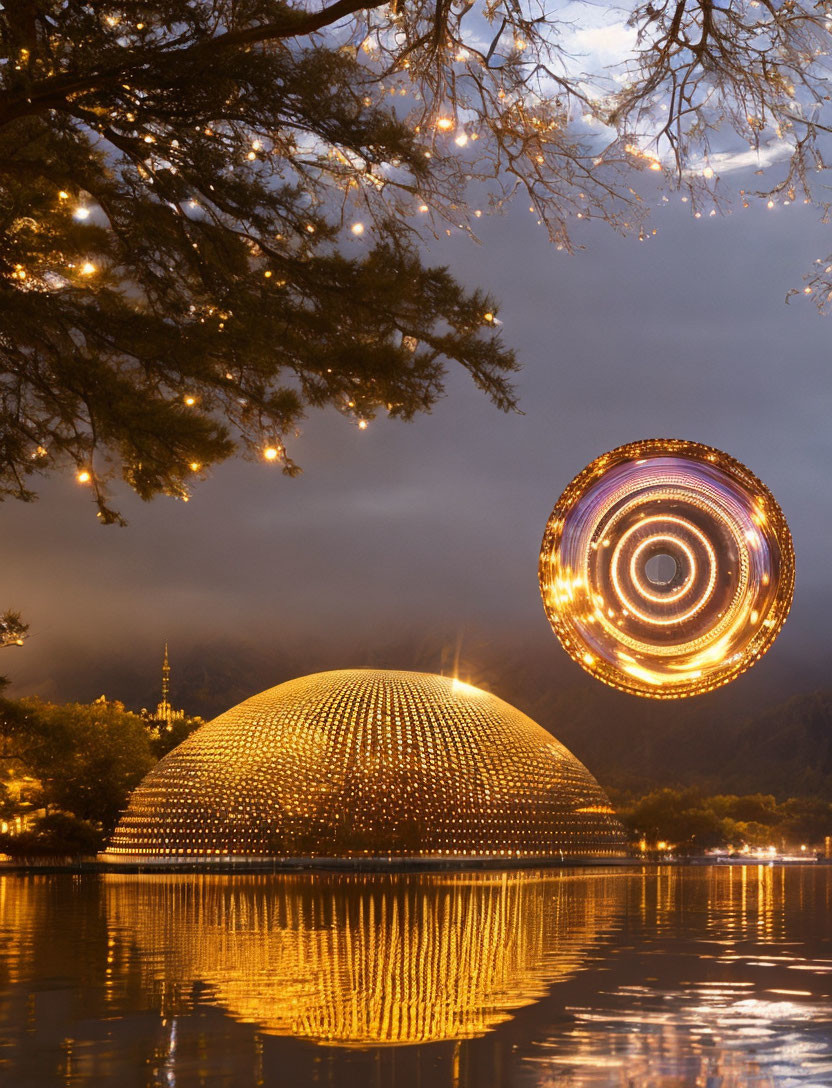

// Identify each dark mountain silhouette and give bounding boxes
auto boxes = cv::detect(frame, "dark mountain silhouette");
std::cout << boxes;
[21,629,831,800]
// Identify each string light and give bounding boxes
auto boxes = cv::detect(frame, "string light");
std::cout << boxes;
[350,222,365,235]
[184,395,196,406]
[263,446,280,461]
[80,262,96,275]
[76,469,92,484]
[358,420,368,430]
[73,206,90,220]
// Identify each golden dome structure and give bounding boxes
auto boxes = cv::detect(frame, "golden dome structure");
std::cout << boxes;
[105,669,626,862]
[104,870,627,1046]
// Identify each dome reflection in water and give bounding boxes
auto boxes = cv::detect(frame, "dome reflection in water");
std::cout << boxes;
[105,870,624,1046]
[3,867,832,1086]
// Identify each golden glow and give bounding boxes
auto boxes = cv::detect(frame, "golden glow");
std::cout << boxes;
[450,676,481,696]
[105,669,626,861]
[350,222,365,235]
[183,395,196,406]
[263,446,280,461]
[105,870,626,1045]
[76,469,91,484]
[539,439,794,698]
[80,262,96,275]
[435,117,454,131]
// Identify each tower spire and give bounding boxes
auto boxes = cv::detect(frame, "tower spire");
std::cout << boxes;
[162,641,170,706]
[150,642,184,731]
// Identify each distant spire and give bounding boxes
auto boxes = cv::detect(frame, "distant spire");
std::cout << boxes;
[149,642,184,730]
[162,641,170,706]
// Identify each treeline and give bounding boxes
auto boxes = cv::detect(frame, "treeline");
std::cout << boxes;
[614,788,832,854]
[3,687,832,859]
[0,696,201,856]
[64,637,832,801]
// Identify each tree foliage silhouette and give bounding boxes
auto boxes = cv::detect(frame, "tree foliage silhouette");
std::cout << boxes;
[3,0,830,520]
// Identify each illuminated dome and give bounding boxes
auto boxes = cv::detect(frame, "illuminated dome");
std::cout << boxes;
[106,669,625,861]
[539,439,794,698]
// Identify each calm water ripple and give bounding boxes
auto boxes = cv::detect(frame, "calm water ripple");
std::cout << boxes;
[0,865,830,1087]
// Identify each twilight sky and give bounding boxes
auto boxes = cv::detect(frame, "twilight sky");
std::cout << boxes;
[2,187,831,715]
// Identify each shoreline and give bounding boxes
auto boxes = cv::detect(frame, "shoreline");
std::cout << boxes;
[0,855,828,874]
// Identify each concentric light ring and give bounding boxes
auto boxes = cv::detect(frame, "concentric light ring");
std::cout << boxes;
[538,439,794,698]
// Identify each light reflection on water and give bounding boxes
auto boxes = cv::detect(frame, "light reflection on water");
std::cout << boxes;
[0,865,830,1087]
[103,870,624,1046]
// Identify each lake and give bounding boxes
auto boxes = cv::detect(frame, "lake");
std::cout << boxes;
[1,865,831,1086]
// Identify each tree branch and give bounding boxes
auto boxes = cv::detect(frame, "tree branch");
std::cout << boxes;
[0,0,390,129]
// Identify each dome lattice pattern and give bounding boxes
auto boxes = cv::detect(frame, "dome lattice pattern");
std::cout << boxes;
[107,669,625,861]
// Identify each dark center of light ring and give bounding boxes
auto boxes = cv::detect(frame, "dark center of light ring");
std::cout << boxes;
[591,493,747,651]
[632,538,689,594]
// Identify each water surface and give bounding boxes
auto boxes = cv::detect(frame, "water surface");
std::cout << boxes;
[1,865,830,1086]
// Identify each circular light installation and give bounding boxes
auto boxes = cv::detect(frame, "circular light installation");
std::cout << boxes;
[538,439,794,698]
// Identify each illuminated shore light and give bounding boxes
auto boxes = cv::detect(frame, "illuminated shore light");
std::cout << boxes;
[104,669,627,862]
[538,439,794,699]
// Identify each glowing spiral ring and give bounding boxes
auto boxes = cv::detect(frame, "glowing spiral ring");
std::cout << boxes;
[538,439,795,698]
[627,534,695,605]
